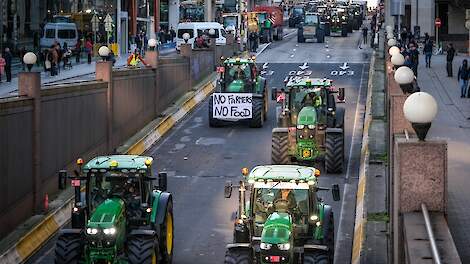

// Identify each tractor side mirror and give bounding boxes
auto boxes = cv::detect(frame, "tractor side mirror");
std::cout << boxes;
[337,87,345,103]
[158,172,168,192]
[224,181,233,198]
[271,88,278,101]
[58,170,67,190]
[332,184,340,201]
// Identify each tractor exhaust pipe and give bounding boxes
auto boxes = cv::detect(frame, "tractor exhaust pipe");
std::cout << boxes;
[238,180,246,219]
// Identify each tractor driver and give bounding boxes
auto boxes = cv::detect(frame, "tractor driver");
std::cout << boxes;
[302,91,322,107]
[273,189,298,214]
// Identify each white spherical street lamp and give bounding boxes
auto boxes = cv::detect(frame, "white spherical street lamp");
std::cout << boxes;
[182,33,190,43]
[148,38,157,50]
[403,92,438,141]
[98,46,110,61]
[391,53,405,67]
[387,38,397,47]
[394,66,415,93]
[388,46,400,56]
[23,52,37,72]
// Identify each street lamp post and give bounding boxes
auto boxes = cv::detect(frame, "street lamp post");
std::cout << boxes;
[391,53,405,69]
[98,46,110,61]
[403,92,438,141]
[23,52,37,72]
[148,38,157,51]
[389,46,400,57]
[394,66,415,93]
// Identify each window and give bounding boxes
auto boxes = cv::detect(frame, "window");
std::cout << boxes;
[46,29,55,38]
[304,15,319,25]
[177,29,194,39]
[58,30,76,39]
[221,29,227,38]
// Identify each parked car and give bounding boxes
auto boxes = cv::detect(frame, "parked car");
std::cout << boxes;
[176,22,227,50]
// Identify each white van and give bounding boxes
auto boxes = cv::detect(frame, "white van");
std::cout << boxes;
[40,22,78,49]
[176,22,227,50]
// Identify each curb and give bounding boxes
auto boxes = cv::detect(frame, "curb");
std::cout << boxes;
[351,51,376,264]
[0,74,217,264]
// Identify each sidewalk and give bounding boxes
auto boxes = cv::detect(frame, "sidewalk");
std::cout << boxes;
[417,54,470,263]
[0,48,176,97]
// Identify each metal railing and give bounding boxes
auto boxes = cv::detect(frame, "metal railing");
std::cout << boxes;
[421,203,442,264]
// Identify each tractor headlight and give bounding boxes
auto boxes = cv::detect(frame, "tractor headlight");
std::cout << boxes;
[308,124,315,129]
[260,242,272,250]
[297,124,305,129]
[86,228,98,235]
[103,227,116,235]
[278,243,291,250]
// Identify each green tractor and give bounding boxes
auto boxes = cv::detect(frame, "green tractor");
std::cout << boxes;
[223,165,341,263]
[55,155,174,264]
[297,13,325,43]
[328,10,348,37]
[208,57,268,128]
[270,78,345,173]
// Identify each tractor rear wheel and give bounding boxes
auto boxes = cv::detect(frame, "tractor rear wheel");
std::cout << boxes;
[249,98,264,128]
[128,236,159,264]
[208,96,221,127]
[55,234,82,264]
[341,26,348,37]
[272,131,289,164]
[323,212,335,261]
[159,200,174,263]
[325,132,344,173]
[224,248,252,264]
[303,251,329,264]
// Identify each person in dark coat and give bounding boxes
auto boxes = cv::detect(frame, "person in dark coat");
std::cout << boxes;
[423,39,433,68]
[457,59,470,98]
[408,43,419,78]
[3,48,12,82]
[446,43,456,77]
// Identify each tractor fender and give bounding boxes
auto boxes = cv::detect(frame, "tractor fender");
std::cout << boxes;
[326,127,342,134]
[129,229,156,237]
[335,107,345,128]
[59,228,82,236]
[155,192,173,225]
[272,127,289,134]
[226,243,251,249]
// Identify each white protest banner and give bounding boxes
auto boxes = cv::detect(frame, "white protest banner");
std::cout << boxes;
[212,93,253,119]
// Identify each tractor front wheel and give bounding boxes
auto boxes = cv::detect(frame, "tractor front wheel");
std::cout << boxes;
[128,235,160,264]
[325,132,344,173]
[272,131,289,164]
[159,200,174,263]
[303,251,329,264]
[55,234,83,264]
[224,248,253,264]
[249,98,264,128]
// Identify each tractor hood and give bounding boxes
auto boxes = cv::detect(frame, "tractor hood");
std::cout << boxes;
[297,106,317,126]
[87,197,124,229]
[227,79,245,93]
[261,212,292,244]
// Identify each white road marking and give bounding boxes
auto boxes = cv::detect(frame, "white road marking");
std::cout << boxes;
[334,62,367,264]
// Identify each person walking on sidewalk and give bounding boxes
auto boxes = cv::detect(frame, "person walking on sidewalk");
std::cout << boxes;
[423,39,433,68]
[446,43,456,77]
[85,39,93,64]
[362,25,368,45]
[4,48,12,82]
[75,40,81,63]
[0,54,5,83]
[409,43,419,78]
[457,59,470,98]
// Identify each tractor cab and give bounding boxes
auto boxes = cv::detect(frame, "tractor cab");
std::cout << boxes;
[218,57,259,93]
[224,165,341,263]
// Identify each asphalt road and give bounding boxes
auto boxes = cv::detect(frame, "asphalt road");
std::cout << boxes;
[26,28,371,264]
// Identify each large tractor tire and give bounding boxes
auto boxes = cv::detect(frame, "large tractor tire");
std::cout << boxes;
[347,22,353,33]
[55,234,82,264]
[352,19,360,30]
[324,23,331,36]
[324,212,335,261]
[303,251,329,264]
[159,200,174,263]
[128,236,159,264]
[208,96,221,127]
[272,131,289,164]
[297,29,305,43]
[341,25,348,37]
[224,248,252,264]
[325,131,344,173]
[316,28,325,43]
[278,27,284,40]
[250,98,264,128]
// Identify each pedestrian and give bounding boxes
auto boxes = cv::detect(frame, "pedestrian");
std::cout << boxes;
[51,45,59,76]
[107,50,116,66]
[0,53,5,83]
[170,27,176,42]
[56,43,62,74]
[249,31,258,52]
[135,34,142,53]
[424,32,430,43]
[457,59,470,98]
[265,15,273,42]
[127,49,147,67]
[403,55,413,69]
[75,39,81,63]
[423,39,433,68]
[408,43,419,78]
[3,48,12,82]
[19,46,26,71]
[446,43,456,77]
[85,39,93,64]
[400,27,408,45]
[362,25,368,45]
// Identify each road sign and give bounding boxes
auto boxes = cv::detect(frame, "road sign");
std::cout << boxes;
[104,14,113,32]
[435,18,442,28]
[91,14,99,32]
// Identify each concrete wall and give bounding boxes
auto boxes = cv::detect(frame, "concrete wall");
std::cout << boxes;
[0,47,226,238]
[410,0,435,37]
[448,5,467,35]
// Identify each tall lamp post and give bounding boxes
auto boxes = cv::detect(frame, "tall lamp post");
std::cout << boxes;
[394,66,415,94]
[403,92,438,141]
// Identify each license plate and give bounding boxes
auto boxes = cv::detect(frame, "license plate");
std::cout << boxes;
[270,256,280,262]
[71,179,80,187]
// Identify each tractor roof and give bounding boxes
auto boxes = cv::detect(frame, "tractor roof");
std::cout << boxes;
[224,57,254,65]
[286,77,332,88]
[82,155,153,171]
[247,165,318,183]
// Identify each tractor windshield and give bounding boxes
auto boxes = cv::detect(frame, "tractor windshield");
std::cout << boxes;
[304,15,319,25]
[224,64,252,91]
[292,8,304,16]
[289,88,323,112]
[90,172,143,210]
[253,185,309,224]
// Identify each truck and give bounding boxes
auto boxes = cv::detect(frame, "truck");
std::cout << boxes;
[253,6,285,42]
